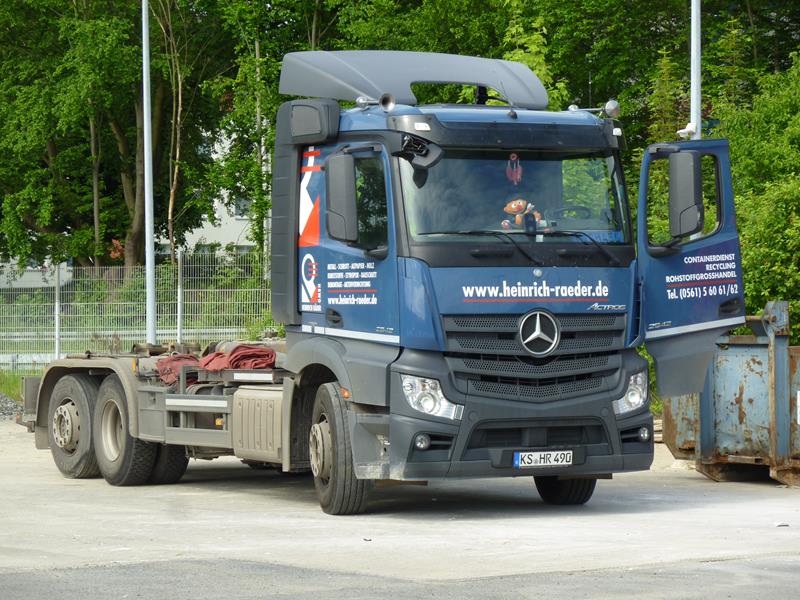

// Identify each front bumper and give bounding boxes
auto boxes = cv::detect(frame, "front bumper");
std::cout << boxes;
[389,408,652,480]
[348,348,653,480]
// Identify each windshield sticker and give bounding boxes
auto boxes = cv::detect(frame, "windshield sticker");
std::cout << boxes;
[663,253,740,302]
[300,253,322,312]
[326,261,378,306]
[506,152,523,185]
[462,279,610,303]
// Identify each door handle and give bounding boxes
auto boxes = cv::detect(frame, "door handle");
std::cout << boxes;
[719,297,742,316]
[326,309,343,327]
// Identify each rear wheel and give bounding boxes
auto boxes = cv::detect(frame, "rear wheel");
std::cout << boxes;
[534,476,597,505]
[93,374,157,486]
[149,444,189,484]
[47,374,100,479]
[309,383,369,515]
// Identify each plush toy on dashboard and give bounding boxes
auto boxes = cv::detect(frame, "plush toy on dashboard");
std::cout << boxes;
[501,197,541,230]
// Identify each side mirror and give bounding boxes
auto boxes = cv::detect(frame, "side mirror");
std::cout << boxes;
[668,151,703,238]
[326,153,358,243]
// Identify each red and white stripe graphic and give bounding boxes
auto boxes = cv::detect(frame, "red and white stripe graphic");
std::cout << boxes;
[298,147,320,248]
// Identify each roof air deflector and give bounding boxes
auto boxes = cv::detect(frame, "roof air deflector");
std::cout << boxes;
[279,51,549,110]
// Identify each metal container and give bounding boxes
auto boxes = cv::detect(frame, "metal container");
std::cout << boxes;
[663,301,800,485]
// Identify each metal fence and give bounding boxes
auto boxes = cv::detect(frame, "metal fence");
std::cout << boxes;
[0,252,274,371]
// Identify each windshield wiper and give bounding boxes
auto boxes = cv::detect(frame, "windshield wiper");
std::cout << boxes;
[538,230,620,266]
[417,230,543,265]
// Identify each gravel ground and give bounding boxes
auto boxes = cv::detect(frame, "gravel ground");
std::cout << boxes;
[0,393,21,420]
[2,418,799,599]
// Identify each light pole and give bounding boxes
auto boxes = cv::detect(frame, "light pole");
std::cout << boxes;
[142,0,156,345]
[690,0,701,140]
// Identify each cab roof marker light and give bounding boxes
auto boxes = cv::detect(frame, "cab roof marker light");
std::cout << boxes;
[565,99,620,118]
[603,99,621,118]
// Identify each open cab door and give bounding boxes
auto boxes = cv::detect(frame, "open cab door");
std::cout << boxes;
[637,139,745,396]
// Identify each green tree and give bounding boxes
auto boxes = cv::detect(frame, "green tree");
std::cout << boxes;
[203,1,304,257]
[0,0,229,268]
[500,0,569,109]
[705,17,760,108]
[715,57,800,338]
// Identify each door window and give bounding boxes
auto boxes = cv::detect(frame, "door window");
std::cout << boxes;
[646,154,721,247]
[354,156,388,249]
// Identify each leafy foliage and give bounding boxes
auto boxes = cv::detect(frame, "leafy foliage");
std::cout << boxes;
[0,1,799,351]
[0,0,231,267]
[717,56,800,340]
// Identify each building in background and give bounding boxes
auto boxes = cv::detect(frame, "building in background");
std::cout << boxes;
[164,195,256,255]
[0,261,72,289]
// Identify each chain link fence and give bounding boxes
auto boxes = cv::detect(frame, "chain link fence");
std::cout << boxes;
[0,252,274,372]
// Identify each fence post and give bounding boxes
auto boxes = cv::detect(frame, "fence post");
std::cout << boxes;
[177,249,183,344]
[54,263,61,360]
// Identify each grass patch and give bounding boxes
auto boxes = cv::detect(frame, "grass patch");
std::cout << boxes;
[0,370,37,403]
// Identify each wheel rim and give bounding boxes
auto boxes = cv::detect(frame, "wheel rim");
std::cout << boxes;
[100,400,124,462]
[309,414,333,483]
[52,400,80,453]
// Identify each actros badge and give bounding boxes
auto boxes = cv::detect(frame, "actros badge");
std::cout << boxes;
[518,310,560,357]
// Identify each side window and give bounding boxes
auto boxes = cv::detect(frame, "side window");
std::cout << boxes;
[646,154,720,246]
[560,157,623,232]
[561,158,611,214]
[355,156,388,249]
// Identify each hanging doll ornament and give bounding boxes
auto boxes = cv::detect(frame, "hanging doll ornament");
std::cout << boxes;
[506,152,523,186]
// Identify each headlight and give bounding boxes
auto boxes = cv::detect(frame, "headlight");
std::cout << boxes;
[613,371,648,416]
[400,375,464,421]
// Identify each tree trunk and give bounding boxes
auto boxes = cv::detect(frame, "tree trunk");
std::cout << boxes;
[744,0,758,64]
[89,115,101,267]
[254,36,265,254]
[167,81,182,263]
[108,115,136,216]
[109,78,165,269]
[124,99,146,268]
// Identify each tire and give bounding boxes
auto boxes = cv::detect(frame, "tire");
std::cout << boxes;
[309,383,369,515]
[534,476,597,505]
[47,374,101,479]
[149,444,188,484]
[93,374,157,486]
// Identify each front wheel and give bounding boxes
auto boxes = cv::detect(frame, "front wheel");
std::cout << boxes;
[309,383,369,515]
[93,374,157,486]
[534,476,597,505]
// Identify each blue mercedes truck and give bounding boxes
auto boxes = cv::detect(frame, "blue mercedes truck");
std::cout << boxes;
[24,51,745,515]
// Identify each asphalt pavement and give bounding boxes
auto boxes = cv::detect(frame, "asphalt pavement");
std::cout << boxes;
[1,420,798,598]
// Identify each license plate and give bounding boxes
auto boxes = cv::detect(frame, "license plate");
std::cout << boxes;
[513,450,573,468]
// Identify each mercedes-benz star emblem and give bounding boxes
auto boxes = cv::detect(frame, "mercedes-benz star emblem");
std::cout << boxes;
[518,311,560,357]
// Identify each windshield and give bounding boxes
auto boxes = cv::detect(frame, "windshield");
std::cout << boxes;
[400,149,629,244]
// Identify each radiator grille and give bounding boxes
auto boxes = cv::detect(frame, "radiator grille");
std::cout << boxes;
[443,313,625,402]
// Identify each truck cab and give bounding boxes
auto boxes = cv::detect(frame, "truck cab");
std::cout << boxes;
[271,51,746,512]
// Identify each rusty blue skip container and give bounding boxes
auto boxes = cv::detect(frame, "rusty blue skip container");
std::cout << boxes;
[663,301,800,486]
